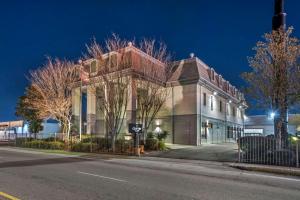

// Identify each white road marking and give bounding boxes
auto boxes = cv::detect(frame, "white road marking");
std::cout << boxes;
[77,171,128,183]
[242,172,300,182]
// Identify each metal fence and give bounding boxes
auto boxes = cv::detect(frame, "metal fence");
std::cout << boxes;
[238,135,299,167]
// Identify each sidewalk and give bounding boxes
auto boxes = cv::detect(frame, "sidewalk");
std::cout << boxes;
[229,163,300,176]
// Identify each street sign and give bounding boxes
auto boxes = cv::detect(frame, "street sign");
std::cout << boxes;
[128,123,142,134]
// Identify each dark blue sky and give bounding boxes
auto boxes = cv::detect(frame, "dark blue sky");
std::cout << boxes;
[0,0,299,121]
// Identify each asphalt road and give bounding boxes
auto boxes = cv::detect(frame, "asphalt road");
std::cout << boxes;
[0,147,299,200]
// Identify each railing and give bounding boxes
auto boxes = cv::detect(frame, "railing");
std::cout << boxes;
[238,135,299,167]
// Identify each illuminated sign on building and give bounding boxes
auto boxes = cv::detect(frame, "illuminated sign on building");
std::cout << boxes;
[244,129,264,134]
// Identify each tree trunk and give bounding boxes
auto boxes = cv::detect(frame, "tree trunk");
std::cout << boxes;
[67,120,72,150]
[142,128,148,145]
[111,134,116,153]
[274,101,288,149]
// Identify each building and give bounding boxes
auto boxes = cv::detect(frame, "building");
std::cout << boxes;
[72,44,246,145]
[0,119,60,140]
[245,114,300,136]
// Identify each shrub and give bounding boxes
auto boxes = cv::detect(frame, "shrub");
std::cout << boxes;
[157,131,168,141]
[158,141,166,150]
[48,141,65,150]
[22,140,65,150]
[145,138,158,150]
[72,142,96,152]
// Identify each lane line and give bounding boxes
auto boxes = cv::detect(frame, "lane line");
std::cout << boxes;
[242,172,300,182]
[77,171,128,183]
[0,192,20,200]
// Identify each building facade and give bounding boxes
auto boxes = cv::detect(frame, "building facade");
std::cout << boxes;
[245,114,300,136]
[0,119,60,140]
[72,45,246,145]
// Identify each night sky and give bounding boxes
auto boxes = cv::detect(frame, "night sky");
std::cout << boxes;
[0,0,299,121]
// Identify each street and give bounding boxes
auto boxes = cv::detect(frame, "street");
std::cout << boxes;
[0,147,299,200]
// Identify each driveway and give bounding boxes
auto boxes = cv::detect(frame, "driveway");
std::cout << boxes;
[146,143,239,162]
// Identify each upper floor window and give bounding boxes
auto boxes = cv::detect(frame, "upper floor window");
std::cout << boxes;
[90,60,97,74]
[219,100,222,112]
[210,96,213,111]
[211,69,215,81]
[203,93,207,106]
[232,106,236,117]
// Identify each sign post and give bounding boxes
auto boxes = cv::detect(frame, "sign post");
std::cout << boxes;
[128,123,142,156]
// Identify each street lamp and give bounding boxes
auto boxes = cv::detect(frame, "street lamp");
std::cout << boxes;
[292,136,299,168]
[270,111,276,119]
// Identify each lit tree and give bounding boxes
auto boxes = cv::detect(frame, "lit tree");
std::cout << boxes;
[242,27,300,147]
[86,35,172,149]
[136,39,172,141]
[29,58,78,143]
[86,35,130,152]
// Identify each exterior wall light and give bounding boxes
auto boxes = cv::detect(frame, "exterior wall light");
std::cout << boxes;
[124,134,132,141]
[228,100,232,104]
[213,91,217,96]
[155,119,162,126]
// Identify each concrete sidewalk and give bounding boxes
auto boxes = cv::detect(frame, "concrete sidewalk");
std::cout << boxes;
[229,163,300,176]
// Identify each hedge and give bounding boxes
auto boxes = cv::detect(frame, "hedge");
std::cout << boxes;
[22,140,65,150]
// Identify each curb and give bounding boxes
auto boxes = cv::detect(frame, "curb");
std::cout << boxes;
[229,163,300,177]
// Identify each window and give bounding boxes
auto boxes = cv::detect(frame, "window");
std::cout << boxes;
[210,96,213,111]
[90,60,97,73]
[203,93,207,106]
[227,126,233,138]
[219,100,222,112]
[211,69,215,81]
[232,106,236,117]
[201,122,207,139]
[110,54,118,69]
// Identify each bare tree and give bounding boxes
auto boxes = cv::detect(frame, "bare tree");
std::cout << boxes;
[29,58,78,143]
[86,35,130,152]
[242,27,300,146]
[136,39,172,141]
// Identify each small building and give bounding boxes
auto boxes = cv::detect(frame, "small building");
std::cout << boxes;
[244,114,300,136]
[0,119,60,140]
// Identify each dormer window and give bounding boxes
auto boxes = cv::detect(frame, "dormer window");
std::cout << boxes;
[218,75,222,87]
[211,68,215,81]
[90,60,97,74]
[109,53,118,69]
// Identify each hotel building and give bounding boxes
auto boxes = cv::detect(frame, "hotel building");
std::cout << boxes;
[72,44,247,145]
